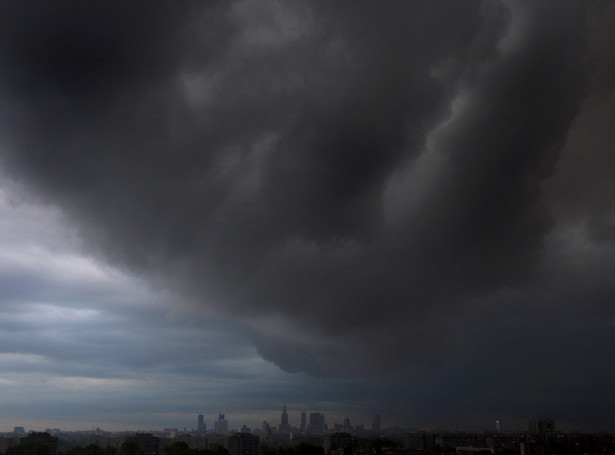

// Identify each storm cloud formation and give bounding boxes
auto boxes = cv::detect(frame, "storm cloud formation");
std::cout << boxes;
[1,0,615,430]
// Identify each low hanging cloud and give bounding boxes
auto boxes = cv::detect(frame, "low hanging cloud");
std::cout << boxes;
[1,0,615,430]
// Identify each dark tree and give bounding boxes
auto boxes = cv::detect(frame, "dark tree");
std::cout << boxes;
[164,443,190,455]
[119,442,138,455]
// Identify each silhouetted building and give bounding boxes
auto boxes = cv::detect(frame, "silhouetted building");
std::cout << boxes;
[529,419,555,441]
[456,448,493,455]
[0,436,20,454]
[279,403,291,433]
[198,414,206,433]
[521,441,552,455]
[300,412,307,433]
[228,433,260,455]
[215,414,229,435]
[492,434,528,452]
[343,418,351,432]
[21,432,58,455]
[404,432,434,451]
[164,429,179,438]
[83,434,123,450]
[324,432,355,455]
[173,435,208,450]
[309,413,326,433]
[372,414,381,431]
[126,433,159,455]
[435,433,482,449]
[207,435,228,451]
[262,421,271,437]
[560,432,615,455]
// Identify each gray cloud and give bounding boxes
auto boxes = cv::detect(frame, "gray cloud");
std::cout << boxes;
[1,0,614,431]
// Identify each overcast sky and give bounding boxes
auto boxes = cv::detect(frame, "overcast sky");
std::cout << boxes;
[1,0,615,434]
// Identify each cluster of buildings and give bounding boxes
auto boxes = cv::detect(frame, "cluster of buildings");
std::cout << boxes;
[325,419,615,455]
[401,418,615,455]
[0,431,59,455]
[3,416,615,455]
[265,407,328,435]
[193,406,381,438]
[0,429,257,455]
[0,405,376,455]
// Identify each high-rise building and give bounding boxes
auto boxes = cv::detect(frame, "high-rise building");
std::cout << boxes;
[300,412,306,433]
[279,403,291,433]
[198,414,206,433]
[529,418,554,440]
[372,414,381,431]
[343,418,352,432]
[0,436,19,454]
[309,412,325,433]
[215,414,229,435]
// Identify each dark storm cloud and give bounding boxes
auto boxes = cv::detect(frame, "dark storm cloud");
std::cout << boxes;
[1,0,613,429]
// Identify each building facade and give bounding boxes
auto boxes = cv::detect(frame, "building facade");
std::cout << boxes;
[279,403,291,433]
[228,433,260,455]
[309,413,326,433]
[215,414,229,435]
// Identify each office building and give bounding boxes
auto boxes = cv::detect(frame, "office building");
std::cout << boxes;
[228,433,260,455]
[215,414,229,435]
[372,414,381,431]
[529,418,554,441]
[309,412,326,433]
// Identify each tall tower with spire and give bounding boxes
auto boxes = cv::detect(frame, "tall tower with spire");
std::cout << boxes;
[215,413,228,434]
[279,402,290,433]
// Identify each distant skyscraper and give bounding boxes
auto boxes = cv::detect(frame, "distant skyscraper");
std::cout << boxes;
[198,414,206,433]
[279,402,290,432]
[372,414,381,431]
[215,413,229,434]
[309,412,325,433]
[343,418,351,431]
[300,412,306,432]
[529,418,554,440]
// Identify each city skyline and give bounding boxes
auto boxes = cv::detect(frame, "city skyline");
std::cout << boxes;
[1,0,615,435]
[0,408,580,436]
